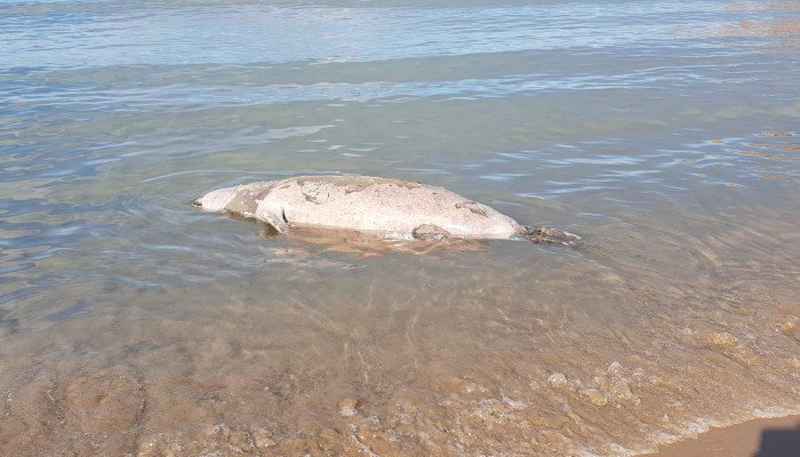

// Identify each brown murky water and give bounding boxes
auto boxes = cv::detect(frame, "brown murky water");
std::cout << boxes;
[2,0,800,456]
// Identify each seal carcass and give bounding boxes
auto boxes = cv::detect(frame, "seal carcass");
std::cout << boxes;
[194,175,579,245]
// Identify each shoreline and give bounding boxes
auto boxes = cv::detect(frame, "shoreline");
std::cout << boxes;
[642,414,800,457]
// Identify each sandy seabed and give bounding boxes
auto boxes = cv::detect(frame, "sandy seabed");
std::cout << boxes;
[3,201,800,457]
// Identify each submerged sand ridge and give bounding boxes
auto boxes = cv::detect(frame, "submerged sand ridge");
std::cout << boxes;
[2,202,800,457]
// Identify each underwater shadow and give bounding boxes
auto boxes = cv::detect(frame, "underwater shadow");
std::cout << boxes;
[753,422,800,457]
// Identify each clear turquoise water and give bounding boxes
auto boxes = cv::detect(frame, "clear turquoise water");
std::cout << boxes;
[1,1,800,456]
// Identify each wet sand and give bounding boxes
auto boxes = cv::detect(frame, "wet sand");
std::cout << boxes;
[645,415,800,457]
[3,200,800,456]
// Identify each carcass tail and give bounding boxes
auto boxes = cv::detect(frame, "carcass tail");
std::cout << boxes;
[523,226,581,247]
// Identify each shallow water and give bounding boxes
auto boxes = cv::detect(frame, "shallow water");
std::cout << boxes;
[2,0,800,455]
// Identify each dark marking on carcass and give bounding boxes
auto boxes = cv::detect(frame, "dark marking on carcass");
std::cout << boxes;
[302,191,323,204]
[412,224,450,241]
[456,201,488,217]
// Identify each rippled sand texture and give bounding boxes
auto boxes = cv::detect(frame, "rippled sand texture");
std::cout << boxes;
[3,199,800,457]
[2,0,800,456]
